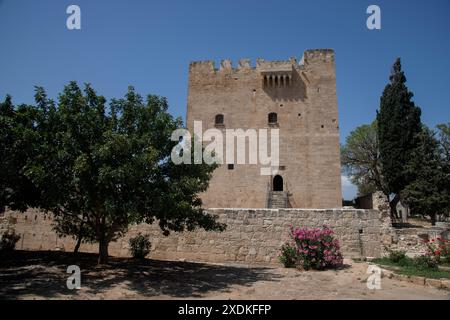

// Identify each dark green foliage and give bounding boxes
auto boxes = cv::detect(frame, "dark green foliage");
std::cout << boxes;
[386,247,407,264]
[8,82,224,264]
[343,58,448,224]
[129,233,151,259]
[0,229,20,252]
[437,123,450,161]
[376,58,422,209]
[413,255,439,270]
[53,213,96,253]
[373,255,448,279]
[278,243,298,268]
[0,96,40,211]
[381,247,441,270]
[402,127,450,225]
[436,123,450,219]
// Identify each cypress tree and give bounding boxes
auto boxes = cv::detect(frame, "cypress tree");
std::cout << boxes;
[376,58,422,214]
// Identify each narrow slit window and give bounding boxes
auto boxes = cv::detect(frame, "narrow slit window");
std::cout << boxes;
[268,112,277,124]
[215,114,224,125]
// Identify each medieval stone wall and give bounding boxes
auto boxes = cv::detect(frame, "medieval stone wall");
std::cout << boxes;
[186,49,342,209]
[4,208,386,265]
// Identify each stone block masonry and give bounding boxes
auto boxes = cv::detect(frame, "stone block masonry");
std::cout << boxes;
[187,50,342,209]
[3,208,386,265]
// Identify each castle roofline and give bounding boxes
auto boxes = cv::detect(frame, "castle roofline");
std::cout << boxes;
[189,49,335,73]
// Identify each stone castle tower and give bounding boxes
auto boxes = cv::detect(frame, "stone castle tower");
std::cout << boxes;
[186,49,342,209]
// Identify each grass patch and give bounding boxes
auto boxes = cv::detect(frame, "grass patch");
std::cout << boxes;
[372,257,450,280]
[372,257,408,267]
[395,267,450,279]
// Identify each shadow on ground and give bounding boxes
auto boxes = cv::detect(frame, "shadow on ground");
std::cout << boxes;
[0,250,282,299]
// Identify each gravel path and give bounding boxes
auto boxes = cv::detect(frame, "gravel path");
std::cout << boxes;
[0,251,448,300]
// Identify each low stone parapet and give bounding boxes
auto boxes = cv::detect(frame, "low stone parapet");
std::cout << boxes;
[3,208,386,265]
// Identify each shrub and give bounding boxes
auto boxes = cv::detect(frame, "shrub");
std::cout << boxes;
[386,248,408,264]
[278,243,298,268]
[129,233,151,259]
[0,230,20,252]
[423,237,450,265]
[413,255,438,270]
[279,226,343,270]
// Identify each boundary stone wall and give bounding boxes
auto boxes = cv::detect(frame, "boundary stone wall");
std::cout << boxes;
[2,208,389,265]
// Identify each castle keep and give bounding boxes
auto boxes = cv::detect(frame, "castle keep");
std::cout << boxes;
[2,50,396,263]
[187,49,342,209]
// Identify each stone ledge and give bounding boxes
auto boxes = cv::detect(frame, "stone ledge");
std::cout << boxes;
[5,208,385,265]
[378,266,450,291]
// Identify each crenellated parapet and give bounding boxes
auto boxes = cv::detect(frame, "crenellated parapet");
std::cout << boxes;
[300,49,335,65]
[189,49,335,76]
[189,60,216,73]
[186,48,341,210]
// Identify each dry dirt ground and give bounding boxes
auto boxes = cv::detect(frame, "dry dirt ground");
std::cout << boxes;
[0,251,448,300]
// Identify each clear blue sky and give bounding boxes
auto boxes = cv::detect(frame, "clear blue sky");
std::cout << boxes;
[1,0,449,199]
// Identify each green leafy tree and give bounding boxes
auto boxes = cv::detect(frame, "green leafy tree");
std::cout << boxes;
[0,95,15,210]
[376,58,422,215]
[402,127,450,225]
[341,121,386,196]
[25,82,224,264]
[436,123,450,161]
[53,213,96,254]
[436,123,450,219]
[0,95,40,212]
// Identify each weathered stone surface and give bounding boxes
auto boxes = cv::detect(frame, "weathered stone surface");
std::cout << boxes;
[408,276,426,286]
[426,278,443,289]
[187,49,341,209]
[3,207,385,265]
[441,280,450,290]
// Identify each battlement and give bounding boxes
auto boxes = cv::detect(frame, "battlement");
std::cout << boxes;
[186,48,341,210]
[301,49,335,65]
[189,49,335,74]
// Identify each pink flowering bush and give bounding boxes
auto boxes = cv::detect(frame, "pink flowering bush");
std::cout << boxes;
[423,237,450,265]
[279,226,343,270]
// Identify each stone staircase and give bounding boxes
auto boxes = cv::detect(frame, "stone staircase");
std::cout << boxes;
[268,191,288,208]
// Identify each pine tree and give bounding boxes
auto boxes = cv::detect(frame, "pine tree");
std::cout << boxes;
[402,127,449,225]
[376,58,422,215]
[436,123,450,220]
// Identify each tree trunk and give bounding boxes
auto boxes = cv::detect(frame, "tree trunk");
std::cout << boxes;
[73,222,84,254]
[430,213,436,226]
[389,194,400,219]
[98,239,109,264]
[73,235,82,254]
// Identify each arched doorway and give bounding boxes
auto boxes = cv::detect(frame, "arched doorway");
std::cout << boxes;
[273,175,283,191]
